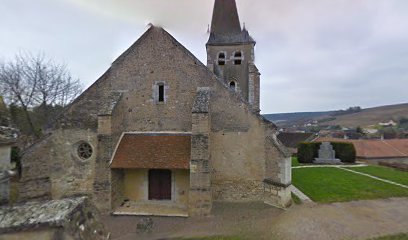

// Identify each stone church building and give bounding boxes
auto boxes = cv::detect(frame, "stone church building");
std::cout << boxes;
[18,0,291,216]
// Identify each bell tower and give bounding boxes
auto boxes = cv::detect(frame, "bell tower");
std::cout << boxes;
[207,0,260,112]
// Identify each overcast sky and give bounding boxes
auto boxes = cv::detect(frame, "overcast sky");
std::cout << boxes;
[1,0,407,113]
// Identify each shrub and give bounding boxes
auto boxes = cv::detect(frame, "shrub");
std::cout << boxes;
[297,142,321,163]
[331,142,356,163]
[297,142,356,163]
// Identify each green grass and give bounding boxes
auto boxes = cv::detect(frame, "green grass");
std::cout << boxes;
[343,166,408,186]
[368,233,408,240]
[292,156,300,167]
[292,167,408,203]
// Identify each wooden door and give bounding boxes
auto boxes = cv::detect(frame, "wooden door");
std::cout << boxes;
[148,169,172,200]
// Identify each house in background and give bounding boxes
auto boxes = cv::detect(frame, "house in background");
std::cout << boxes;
[18,0,291,217]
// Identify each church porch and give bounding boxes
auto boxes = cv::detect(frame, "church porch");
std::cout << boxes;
[111,168,190,217]
[109,133,192,216]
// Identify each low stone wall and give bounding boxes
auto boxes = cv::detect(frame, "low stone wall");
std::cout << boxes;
[212,179,292,208]
[263,180,292,208]
[212,180,264,201]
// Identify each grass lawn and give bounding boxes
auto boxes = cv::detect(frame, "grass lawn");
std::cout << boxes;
[292,156,300,167]
[343,166,408,186]
[368,233,408,240]
[292,167,408,203]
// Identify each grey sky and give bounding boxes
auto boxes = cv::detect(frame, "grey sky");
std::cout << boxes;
[1,0,407,113]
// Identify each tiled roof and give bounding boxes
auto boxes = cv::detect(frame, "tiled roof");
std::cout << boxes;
[277,132,316,149]
[315,137,408,159]
[110,133,191,169]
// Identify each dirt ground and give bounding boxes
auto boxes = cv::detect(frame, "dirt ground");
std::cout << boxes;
[101,197,408,240]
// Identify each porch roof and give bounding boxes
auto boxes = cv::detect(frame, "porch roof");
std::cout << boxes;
[110,132,191,169]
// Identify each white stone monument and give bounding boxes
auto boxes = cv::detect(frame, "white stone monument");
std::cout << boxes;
[314,142,341,164]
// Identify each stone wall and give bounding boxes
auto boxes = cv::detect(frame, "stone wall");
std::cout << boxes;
[19,129,97,201]
[206,44,255,101]
[93,135,113,212]
[0,146,11,169]
[189,89,212,216]
[18,177,51,201]
[208,72,291,207]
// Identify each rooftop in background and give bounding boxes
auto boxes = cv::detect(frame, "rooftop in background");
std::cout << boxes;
[277,132,317,149]
[315,137,408,159]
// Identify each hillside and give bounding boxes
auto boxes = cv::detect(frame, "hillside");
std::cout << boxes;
[323,103,408,127]
[264,103,408,128]
[263,111,332,124]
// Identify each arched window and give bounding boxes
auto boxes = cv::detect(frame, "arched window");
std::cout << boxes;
[218,52,226,66]
[234,51,243,65]
[229,81,236,91]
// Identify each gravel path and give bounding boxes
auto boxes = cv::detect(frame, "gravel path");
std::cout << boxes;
[102,198,408,240]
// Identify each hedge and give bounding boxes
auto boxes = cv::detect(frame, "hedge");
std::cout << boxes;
[297,142,356,164]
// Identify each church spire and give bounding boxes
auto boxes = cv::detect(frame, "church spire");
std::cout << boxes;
[207,0,255,45]
[210,0,242,35]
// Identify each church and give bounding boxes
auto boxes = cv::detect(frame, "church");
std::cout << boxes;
[18,0,292,216]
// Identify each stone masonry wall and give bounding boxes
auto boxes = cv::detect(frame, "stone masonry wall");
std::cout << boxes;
[19,129,97,201]
[206,44,254,101]
[93,135,113,212]
[209,72,291,206]
[189,89,212,216]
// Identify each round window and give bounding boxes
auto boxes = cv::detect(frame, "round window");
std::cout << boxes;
[77,142,93,160]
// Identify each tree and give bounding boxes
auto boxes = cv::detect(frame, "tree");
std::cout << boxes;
[0,53,82,136]
[356,126,365,135]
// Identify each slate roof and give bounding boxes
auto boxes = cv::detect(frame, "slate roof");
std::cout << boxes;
[277,132,317,149]
[110,133,191,169]
[315,137,408,159]
[207,0,255,45]
[0,197,86,233]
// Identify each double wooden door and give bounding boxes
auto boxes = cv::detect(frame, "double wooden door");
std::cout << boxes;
[148,169,171,200]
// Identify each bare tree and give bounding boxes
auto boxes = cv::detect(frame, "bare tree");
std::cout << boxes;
[0,52,82,136]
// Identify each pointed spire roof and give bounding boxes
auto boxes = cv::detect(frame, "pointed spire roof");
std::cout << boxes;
[207,0,255,46]
[210,0,242,35]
